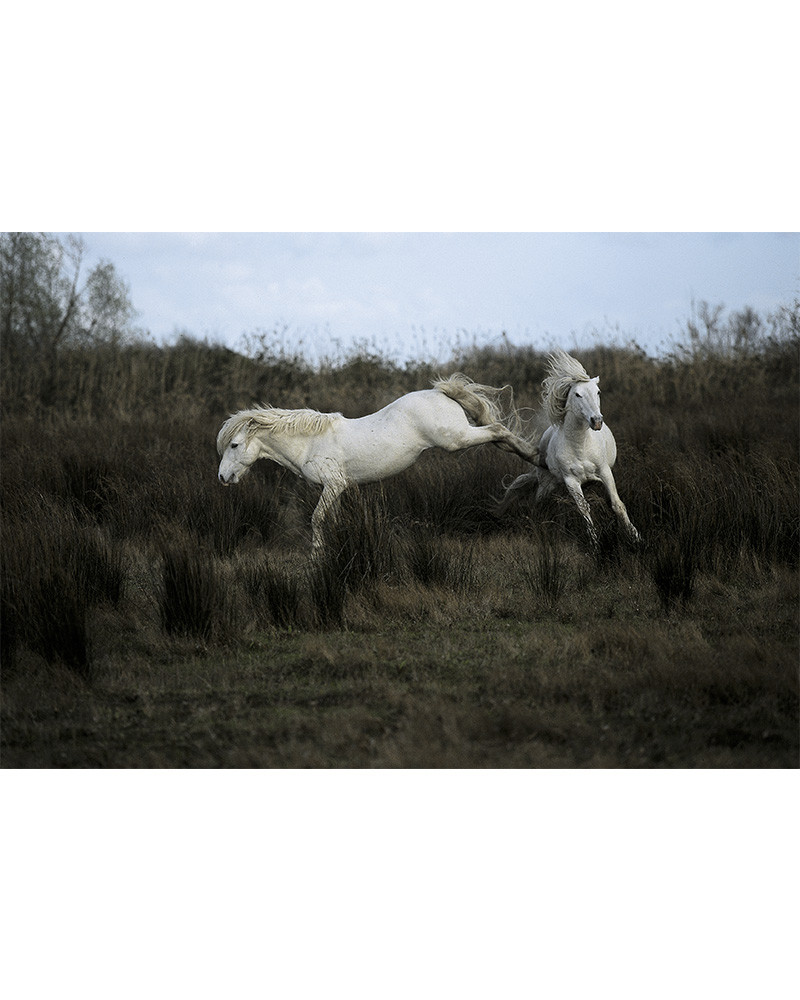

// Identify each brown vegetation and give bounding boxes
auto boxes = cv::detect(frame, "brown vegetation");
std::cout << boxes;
[1,308,798,767]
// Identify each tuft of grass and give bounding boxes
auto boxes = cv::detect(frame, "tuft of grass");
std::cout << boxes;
[649,534,698,609]
[306,550,349,630]
[518,532,571,607]
[0,578,19,667]
[398,526,482,591]
[402,530,454,588]
[29,571,93,678]
[1,499,123,677]
[159,541,228,642]
[242,559,305,630]
[435,536,480,592]
[303,488,403,629]
[317,488,400,582]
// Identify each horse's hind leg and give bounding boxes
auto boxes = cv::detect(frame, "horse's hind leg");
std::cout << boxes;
[533,468,558,504]
[490,425,538,462]
[497,466,560,516]
[497,470,538,515]
[454,422,537,463]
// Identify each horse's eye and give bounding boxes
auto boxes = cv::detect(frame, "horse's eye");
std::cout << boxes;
[231,443,239,449]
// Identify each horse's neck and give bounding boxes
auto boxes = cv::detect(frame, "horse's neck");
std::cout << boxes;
[560,409,593,449]
[256,429,311,476]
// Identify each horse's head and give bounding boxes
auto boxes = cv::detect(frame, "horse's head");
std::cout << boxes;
[217,418,260,485]
[567,376,603,430]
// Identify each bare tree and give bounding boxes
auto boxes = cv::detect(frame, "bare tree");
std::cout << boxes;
[682,298,776,358]
[0,232,138,402]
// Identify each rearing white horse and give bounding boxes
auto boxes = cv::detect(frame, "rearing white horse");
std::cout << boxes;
[218,374,536,548]
[498,351,641,546]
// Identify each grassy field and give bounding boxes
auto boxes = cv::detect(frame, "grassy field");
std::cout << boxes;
[2,326,798,768]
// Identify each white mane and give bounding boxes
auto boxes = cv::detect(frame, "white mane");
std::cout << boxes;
[216,406,342,455]
[541,351,593,425]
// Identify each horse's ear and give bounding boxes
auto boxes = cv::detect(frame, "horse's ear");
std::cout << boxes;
[592,376,600,385]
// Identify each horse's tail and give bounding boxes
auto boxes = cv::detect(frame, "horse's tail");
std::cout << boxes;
[432,372,525,436]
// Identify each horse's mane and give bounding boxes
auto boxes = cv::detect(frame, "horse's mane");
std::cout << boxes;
[216,405,342,455]
[541,351,592,425]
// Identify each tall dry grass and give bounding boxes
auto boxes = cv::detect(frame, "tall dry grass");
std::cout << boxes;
[1,319,798,767]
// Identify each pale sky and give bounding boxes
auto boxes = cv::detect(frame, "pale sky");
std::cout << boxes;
[81,232,798,363]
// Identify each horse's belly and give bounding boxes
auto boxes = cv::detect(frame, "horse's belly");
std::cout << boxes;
[343,443,427,483]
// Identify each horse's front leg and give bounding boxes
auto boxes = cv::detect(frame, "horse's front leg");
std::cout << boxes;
[563,476,598,547]
[311,479,346,550]
[598,466,641,544]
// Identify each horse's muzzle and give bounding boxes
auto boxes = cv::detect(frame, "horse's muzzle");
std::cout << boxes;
[590,416,603,431]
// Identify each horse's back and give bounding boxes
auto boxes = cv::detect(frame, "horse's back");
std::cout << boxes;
[368,388,462,428]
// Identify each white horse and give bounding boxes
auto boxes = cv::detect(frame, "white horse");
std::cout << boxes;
[217,374,536,549]
[498,351,641,546]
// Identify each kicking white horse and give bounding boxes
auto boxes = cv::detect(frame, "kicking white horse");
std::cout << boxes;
[498,351,641,546]
[218,374,536,548]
